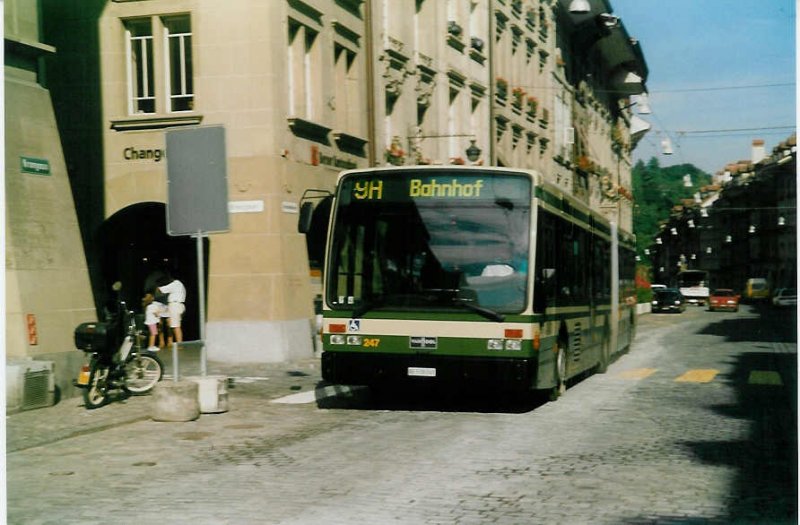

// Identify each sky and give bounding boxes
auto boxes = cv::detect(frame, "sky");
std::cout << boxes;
[610,0,796,175]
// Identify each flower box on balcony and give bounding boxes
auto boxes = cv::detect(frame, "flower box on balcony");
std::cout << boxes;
[385,138,405,166]
[511,87,526,110]
[496,77,509,100]
[525,96,538,116]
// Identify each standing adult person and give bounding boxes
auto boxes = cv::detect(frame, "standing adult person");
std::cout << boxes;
[158,273,186,344]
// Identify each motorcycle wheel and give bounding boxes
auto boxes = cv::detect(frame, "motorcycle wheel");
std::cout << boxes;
[83,360,110,409]
[123,352,164,395]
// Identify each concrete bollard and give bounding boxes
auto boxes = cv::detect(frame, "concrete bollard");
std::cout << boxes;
[151,380,200,422]
[187,375,229,414]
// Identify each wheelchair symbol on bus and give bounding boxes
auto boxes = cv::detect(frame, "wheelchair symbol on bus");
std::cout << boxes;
[348,319,361,332]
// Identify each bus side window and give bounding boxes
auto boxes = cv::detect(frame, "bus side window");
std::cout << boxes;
[534,210,557,313]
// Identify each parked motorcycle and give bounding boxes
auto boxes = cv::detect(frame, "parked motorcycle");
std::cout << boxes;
[74,282,164,409]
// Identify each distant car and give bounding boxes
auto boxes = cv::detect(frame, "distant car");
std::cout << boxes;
[651,284,667,291]
[772,288,797,307]
[708,288,739,312]
[652,288,686,313]
[744,278,770,302]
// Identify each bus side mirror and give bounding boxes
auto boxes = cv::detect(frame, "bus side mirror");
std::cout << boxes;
[298,202,314,234]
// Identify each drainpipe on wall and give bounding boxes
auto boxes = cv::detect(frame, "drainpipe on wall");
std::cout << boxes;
[487,0,496,166]
[364,0,377,166]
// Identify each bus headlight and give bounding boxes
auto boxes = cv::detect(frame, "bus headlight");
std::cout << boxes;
[346,335,362,345]
[330,334,346,345]
[487,339,504,350]
[505,339,522,351]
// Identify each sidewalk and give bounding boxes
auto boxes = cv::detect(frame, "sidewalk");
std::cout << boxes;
[6,348,324,453]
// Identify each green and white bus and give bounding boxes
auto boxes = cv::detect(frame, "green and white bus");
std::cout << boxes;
[300,166,636,399]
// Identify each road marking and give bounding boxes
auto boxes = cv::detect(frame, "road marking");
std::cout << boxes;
[748,370,783,386]
[230,377,271,384]
[617,368,657,380]
[675,369,719,383]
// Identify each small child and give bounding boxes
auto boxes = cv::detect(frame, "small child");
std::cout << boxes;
[142,292,167,352]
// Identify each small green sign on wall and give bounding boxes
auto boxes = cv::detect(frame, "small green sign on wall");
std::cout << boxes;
[20,156,51,176]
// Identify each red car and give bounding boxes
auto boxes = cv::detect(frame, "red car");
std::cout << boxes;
[708,289,740,312]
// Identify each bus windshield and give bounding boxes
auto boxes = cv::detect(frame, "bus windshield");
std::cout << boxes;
[326,170,531,314]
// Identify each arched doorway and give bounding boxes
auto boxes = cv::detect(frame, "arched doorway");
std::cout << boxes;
[98,202,207,341]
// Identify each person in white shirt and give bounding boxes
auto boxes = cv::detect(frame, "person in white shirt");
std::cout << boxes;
[158,276,187,344]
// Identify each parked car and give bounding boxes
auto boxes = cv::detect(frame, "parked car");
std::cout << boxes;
[744,278,770,302]
[772,288,797,307]
[707,288,740,312]
[651,288,686,313]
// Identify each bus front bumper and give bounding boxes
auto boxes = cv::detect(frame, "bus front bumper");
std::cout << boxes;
[321,351,536,391]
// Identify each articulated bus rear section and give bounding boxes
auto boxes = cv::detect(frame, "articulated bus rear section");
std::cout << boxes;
[300,166,635,400]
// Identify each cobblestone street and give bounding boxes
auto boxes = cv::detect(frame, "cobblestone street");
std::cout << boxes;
[6,306,796,524]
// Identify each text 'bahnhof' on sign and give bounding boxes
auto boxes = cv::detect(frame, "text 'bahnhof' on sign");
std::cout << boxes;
[353,178,486,200]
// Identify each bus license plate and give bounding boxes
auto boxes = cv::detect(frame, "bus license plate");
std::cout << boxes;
[408,367,436,378]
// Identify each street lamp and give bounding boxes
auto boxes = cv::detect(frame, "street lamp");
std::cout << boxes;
[569,0,591,13]
[465,140,482,162]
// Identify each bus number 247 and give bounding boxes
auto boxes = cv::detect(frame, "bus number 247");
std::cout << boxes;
[363,338,381,348]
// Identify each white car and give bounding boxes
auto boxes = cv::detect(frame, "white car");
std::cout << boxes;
[772,288,797,307]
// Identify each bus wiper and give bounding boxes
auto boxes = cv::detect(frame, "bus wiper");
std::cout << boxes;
[451,297,505,322]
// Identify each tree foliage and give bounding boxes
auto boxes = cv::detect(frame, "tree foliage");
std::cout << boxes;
[632,157,712,256]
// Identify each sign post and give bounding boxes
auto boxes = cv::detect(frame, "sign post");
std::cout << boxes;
[166,125,229,377]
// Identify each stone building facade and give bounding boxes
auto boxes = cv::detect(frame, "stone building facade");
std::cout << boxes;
[650,136,797,294]
[8,0,648,394]
[5,0,96,400]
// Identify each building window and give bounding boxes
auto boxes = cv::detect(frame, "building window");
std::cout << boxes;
[288,19,320,120]
[125,19,154,114]
[334,44,358,132]
[164,16,193,112]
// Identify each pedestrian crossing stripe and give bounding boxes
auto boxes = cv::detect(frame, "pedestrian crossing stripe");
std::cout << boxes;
[616,368,786,386]
[674,369,719,383]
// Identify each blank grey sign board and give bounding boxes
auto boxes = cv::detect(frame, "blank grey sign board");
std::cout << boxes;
[166,125,230,236]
